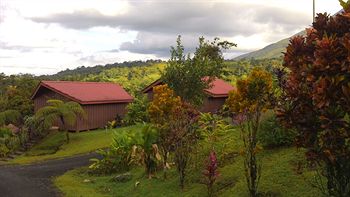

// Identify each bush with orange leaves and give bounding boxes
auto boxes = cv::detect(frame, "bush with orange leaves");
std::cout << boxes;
[225,68,273,197]
[148,84,181,179]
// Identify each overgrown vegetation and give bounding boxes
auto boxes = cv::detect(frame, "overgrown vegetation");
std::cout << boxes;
[123,95,150,125]
[258,111,296,148]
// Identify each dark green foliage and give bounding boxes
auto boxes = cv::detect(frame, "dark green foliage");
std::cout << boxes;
[162,36,236,106]
[0,74,38,117]
[25,132,65,156]
[89,149,123,175]
[24,115,50,137]
[123,95,150,125]
[0,143,9,157]
[257,112,295,148]
[0,127,13,138]
[0,110,21,126]
[0,127,26,157]
[89,129,142,175]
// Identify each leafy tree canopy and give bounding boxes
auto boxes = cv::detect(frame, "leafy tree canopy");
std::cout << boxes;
[162,36,236,106]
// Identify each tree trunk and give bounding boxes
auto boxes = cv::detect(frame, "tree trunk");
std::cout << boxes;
[65,130,70,143]
[60,116,69,144]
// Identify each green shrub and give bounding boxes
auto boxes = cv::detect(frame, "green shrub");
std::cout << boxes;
[198,113,235,164]
[123,96,149,125]
[6,136,20,151]
[89,149,121,175]
[0,127,13,138]
[258,111,295,148]
[89,128,142,175]
[0,143,9,157]
[18,130,29,148]
[139,124,161,178]
[0,127,20,152]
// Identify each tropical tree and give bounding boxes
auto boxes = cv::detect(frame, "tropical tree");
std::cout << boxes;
[162,36,236,106]
[226,68,273,197]
[278,3,350,196]
[35,100,86,143]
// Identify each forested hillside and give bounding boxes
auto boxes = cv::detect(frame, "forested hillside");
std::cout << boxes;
[45,59,163,80]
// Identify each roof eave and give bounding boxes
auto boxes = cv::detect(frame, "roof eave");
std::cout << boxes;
[141,79,163,93]
[80,99,134,105]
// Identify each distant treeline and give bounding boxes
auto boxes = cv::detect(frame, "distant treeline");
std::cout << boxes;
[42,59,164,80]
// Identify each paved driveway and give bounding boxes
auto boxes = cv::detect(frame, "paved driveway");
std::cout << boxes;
[0,153,99,197]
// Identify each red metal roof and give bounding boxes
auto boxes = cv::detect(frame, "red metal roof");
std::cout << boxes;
[32,81,133,104]
[142,78,235,98]
[204,78,236,98]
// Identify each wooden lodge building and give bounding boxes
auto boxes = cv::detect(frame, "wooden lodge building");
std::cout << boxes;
[31,81,133,131]
[142,78,235,113]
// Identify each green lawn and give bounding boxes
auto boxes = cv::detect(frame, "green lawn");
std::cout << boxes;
[54,127,322,197]
[10,125,142,164]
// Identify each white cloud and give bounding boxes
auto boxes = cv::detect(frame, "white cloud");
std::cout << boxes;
[0,0,343,75]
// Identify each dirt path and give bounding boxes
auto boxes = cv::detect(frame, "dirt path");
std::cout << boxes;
[0,153,99,197]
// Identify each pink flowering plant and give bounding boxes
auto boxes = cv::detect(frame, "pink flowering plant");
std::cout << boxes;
[203,151,219,197]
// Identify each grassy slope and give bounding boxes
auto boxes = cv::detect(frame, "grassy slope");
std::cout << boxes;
[10,125,141,164]
[234,30,306,60]
[234,38,289,60]
[54,128,321,197]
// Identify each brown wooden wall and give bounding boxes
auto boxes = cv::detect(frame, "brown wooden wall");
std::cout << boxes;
[200,97,227,113]
[145,89,154,100]
[77,103,128,131]
[33,87,129,131]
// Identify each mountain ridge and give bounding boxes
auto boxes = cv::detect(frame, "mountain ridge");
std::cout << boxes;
[234,30,306,60]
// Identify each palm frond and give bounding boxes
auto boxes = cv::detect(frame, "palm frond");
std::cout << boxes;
[62,111,77,126]
[66,102,87,119]
[47,99,64,107]
[34,100,86,130]
[36,106,60,118]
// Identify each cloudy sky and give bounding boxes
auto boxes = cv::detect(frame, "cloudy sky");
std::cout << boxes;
[0,0,342,75]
